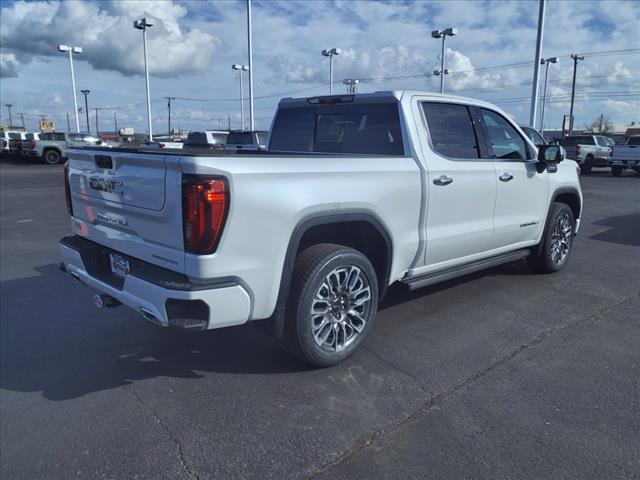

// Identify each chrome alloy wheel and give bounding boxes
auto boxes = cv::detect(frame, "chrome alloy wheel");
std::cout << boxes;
[550,212,573,264]
[310,265,372,352]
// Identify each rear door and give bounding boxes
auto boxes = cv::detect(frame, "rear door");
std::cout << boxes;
[68,149,186,272]
[476,108,549,249]
[419,101,497,268]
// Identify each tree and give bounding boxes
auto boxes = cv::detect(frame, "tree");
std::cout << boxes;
[584,115,614,134]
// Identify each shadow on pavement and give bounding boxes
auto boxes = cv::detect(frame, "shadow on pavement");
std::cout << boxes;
[590,214,640,247]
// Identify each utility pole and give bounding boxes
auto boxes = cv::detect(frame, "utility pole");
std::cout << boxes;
[19,112,25,129]
[164,96,175,135]
[529,0,545,128]
[94,108,101,137]
[431,28,457,94]
[228,114,231,130]
[114,112,118,135]
[5,104,13,127]
[67,112,71,132]
[568,53,584,135]
[81,90,90,133]
[599,113,604,133]
[246,0,255,130]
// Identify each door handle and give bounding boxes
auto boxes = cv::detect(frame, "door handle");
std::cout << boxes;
[433,175,453,186]
[499,173,514,182]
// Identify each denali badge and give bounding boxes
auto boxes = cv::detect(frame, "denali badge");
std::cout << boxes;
[519,221,540,228]
[89,176,123,195]
[97,212,128,226]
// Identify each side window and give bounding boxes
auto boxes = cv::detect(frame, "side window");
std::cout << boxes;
[227,133,239,144]
[422,102,480,159]
[241,132,253,144]
[480,109,531,160]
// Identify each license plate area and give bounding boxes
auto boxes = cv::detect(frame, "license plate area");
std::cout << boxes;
[109,253,130,278]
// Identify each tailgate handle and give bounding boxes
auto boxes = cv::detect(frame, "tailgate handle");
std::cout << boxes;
[95,155,113,169]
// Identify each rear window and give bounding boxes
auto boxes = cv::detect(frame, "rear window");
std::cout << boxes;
[269,102,405,155]
[627,137,640,146]
[8,133,21,140]
[562,136,594,146]
[186,132,207,146]
[210,133,228,144]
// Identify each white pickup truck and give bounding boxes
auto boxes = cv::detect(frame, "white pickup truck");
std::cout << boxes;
[59,91,583,366]
[610,136,640,176]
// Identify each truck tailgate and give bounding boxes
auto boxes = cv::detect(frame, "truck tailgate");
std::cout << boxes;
[67,149,186,273]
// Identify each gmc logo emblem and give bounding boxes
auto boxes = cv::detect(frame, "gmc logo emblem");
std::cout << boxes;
[89,177,123,195]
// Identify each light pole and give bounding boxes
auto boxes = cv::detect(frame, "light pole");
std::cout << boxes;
[539,56,558,132]
[322,48,341,94]
[164,96,175,136]
[81,90,90,133]
[232,64,249,131]
[343,79,359,94]
[94,108,101,137]
[19,112,25,129]
[134,17,154,141]
[568,53,584,135]
[246,0,255,131]
[431,28,457,94]
[58,45,82,133]
[5,104,13,127]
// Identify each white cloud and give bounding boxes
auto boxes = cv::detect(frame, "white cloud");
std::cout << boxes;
[0,0,220,78]
[0,53,19,77]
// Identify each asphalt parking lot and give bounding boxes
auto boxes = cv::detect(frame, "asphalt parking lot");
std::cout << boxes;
[1,158,639,480]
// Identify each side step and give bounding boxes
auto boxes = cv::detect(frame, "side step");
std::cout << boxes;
[401,250,531,291]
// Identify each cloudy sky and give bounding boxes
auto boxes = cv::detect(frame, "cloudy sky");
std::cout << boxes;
[1,0,639,134]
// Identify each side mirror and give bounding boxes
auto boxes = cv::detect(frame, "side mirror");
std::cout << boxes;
[536,145,564,172]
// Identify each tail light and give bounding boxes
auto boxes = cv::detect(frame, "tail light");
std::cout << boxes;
[576,145,581,156]
[63,162,73,216]
[30,139,36,149]
[159,143,166,149]
[182,175,229,254]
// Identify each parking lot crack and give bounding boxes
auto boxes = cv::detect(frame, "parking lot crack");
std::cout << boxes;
[306,293,638,479]
[363,345,431,395]
[123,386,200,480]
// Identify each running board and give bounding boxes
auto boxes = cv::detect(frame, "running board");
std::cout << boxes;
[401,250,531,291]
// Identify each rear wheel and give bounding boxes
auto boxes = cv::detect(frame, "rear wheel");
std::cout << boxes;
[43,149,62,165]
[612,166,624,177]
[528,202,575,274]
[285,243,378,367]
[580,155,593,175]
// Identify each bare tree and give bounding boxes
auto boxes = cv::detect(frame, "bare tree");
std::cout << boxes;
[584,115,614,134]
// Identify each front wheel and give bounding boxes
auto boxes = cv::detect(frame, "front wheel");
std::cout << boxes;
[43,149,62,165]
[528,202,575,274]
[285,243,379,367]
[580,156,593,175]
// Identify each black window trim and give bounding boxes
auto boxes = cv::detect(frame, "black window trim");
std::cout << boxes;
[473,106,536,162]
[420,100,492,162]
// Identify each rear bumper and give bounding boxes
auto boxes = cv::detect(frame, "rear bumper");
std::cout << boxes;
[59,236,251,330]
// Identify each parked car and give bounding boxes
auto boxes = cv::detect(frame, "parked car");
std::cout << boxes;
[24,132,103,164]
[560,135,612,174]
[182,130,229,150]
[224,130,268,152]
[59,91,582,367]
[610,135,640,176]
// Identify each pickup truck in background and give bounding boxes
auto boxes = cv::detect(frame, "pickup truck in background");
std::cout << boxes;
[223,130,268,153]
[182,130,229,150]
[610,136,640,176]
[59,91,582,367]
[24,132,104,164]
[560,134,612,174]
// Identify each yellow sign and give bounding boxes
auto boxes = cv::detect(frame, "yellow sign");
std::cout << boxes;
[39,120,56,132]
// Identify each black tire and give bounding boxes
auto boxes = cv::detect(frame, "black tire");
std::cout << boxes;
[612,166,624,177]
[43,149,62,165]
[634,166,640,177]
[284,243,379,367]
[528,202,575,274]
[580,155,593,175]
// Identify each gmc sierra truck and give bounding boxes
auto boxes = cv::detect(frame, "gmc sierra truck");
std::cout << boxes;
[560,134,612,174]
[59,91,582,367]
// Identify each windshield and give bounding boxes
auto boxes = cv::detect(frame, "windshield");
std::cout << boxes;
[210,133,228,144]
[270,102,404,155]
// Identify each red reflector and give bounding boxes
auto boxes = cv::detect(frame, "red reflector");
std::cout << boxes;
[182,176,228,254]
[63,162,73,216]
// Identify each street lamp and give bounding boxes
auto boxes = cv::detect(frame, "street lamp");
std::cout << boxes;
[58,44,82,133]
[232,64,249,131]
[5,104,13,127]
[539,57,558,132]
[80,90,90,133]
[134,17,154,141]
[322,48,341,94]
[431,27,457,94]
[343,79,359,94]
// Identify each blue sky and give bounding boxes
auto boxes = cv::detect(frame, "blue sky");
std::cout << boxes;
[1,0,638,134]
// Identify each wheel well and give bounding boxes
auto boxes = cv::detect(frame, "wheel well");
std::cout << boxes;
[554,192,581,220]
[43,147,61,155]
[296,220,390,293]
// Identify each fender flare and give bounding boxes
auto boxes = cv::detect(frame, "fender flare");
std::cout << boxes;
[264,210,393,338]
